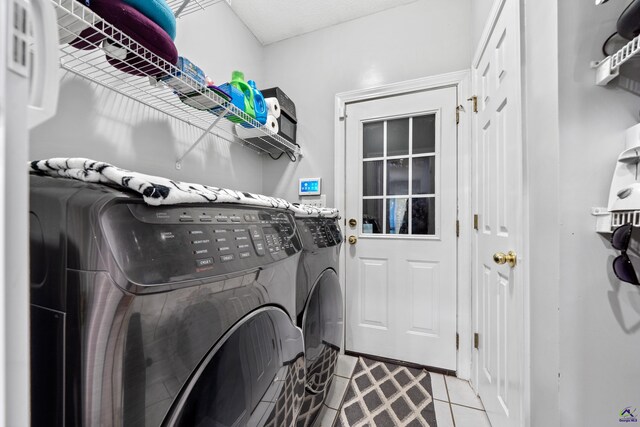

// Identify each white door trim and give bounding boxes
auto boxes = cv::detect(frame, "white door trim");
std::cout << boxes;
[334,70,473,379]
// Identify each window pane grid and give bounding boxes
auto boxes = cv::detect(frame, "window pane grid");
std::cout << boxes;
[408,117,413,234]
[363,195,435,200]
[382,121,388,233]
[386,158,409,196]
[362,152,436,163]
[361,113,437,236]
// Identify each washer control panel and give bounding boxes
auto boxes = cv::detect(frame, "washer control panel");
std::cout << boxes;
[296,218,343,250]
[100,203,301,285]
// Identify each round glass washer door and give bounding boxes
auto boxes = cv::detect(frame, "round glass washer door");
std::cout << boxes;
[302,269,343,394]
[162,306,305,427]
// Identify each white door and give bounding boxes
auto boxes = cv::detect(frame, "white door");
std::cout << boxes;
[472,0,524,426]
[344,87,458,369]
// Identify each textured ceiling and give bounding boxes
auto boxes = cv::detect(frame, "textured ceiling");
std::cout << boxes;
[227,0,419,45]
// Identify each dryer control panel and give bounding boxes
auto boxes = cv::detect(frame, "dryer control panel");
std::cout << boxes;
[100,203,301,285]
[296,218,343,250]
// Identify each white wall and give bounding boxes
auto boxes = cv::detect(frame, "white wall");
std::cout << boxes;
[30,3,266,193]
[557,1,640,426]
[522,0,561,425]
[259,0,473,206]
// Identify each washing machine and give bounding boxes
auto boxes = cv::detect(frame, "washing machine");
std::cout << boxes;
[29,174,306,427]
[293,217,343,426]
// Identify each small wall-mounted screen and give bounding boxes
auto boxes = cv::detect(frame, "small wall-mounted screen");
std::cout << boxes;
[299,178,321,195]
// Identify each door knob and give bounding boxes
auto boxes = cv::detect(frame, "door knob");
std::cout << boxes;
[493,251,517,268]
[348,235,357,245]
[349,218,357,227]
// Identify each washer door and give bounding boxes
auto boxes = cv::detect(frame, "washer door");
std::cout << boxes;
[162,307,305,427]
[302,269,343,394]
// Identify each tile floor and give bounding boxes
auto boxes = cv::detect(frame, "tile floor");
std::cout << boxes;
[312,355,492,427]
[430,372,491,427]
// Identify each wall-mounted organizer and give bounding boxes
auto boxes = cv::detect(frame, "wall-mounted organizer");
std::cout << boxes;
[593,123,640,234]
[51,0,301,168]
[593,34,640,86]
[592,1,640,94]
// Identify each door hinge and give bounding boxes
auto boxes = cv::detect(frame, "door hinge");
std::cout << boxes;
[339,106,347,120]
[467,95,478,113]
[456,220,460,237]
[474,333,479,349]
[473,214,479,230]
[456,333,460,350]
[456,105,464,125]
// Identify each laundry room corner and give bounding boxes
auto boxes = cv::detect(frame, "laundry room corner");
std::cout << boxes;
[11,0,640,425]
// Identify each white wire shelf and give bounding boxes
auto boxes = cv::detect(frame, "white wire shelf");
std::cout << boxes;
[51,0,300,165]
[594,33,640,85]
[166,0,229,18]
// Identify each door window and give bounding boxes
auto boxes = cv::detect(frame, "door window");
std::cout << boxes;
[361,114,437,235]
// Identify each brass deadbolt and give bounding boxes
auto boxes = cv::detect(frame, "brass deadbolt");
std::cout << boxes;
[349,218,357,227]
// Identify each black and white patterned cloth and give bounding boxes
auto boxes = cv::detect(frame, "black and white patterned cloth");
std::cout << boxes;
[29,158,340,218]
[336,357,437,427]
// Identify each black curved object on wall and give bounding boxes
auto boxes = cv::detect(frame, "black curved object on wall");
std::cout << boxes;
[618,0,640,40]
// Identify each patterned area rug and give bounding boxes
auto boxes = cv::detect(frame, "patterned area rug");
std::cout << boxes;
[295,347,340,427]
[335,357,437,427]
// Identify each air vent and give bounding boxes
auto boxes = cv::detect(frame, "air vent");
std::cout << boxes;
[7,0,30,77]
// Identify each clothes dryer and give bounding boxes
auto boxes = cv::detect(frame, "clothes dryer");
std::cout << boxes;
[29,175,305,427]
[293,217,343,425]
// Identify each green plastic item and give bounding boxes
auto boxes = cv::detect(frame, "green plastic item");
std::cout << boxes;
[230,70,256,121]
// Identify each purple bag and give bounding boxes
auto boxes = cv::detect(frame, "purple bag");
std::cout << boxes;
[70,0,178,76]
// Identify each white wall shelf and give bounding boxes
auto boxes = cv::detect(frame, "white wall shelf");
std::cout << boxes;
[166,0,230,18]
[593,33,640,85]
[51,0,300,164]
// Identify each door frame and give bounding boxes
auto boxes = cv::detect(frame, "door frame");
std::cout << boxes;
[471,0,529,425]
[334,70,473,379]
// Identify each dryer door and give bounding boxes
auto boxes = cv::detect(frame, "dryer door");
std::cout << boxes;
[303,269,343,394]
[162,307,305,427]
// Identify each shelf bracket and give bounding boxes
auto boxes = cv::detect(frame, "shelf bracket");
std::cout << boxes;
[175,113,225,169]
[591,207,612,234]
[173,0,191,17]
[592,57,619,86]
[593,34,640,86]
